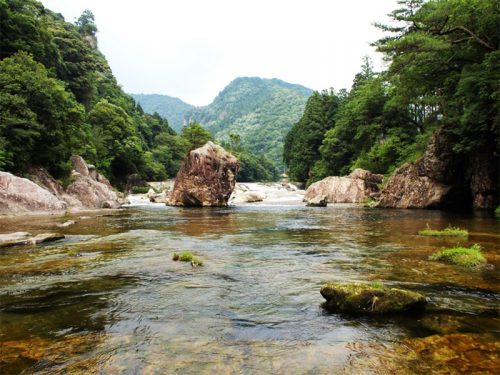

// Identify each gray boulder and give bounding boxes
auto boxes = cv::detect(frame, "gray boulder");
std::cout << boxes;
[0,172,67,214]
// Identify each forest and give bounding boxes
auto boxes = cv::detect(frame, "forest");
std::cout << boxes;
[0,0,498,192]
[0,0,277,186]
[284,0,498,188]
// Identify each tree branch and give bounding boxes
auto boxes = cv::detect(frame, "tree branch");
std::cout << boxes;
[439,26,495,51]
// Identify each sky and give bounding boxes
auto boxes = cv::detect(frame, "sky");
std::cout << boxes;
[41,0,398,106]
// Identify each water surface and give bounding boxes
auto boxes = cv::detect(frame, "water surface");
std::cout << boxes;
[1,201,499,373]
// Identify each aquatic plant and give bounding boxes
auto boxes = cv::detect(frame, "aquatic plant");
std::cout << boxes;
[429,244,486,268]
[172,252,204,266]
[418,224,468,237]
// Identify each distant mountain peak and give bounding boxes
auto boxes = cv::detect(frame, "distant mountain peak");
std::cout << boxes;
[132,77,313,169]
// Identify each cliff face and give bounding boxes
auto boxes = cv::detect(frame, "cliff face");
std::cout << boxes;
[378,129,499,210]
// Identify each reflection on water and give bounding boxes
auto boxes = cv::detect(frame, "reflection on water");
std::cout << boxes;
[0,204,499,373]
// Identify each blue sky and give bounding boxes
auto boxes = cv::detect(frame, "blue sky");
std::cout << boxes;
[41,0,398,106]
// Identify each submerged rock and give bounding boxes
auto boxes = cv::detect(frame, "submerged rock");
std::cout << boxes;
[168,142,239,207]
[304,169,382,204]
[57,220,76,228]
[320,283,426,314]
[0,232,65,248]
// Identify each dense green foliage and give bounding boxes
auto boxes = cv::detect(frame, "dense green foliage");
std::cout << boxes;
[284,0,499,187]
[187,77,312,172]
[221,133,279,182]
[130,94,194,132]
[0,0,189,185]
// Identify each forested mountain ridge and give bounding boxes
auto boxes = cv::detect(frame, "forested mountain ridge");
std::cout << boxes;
[130,94,194,132]
[185,77,313,171]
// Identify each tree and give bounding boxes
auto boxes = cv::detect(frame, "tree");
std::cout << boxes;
[0,52,88,176]
[374,0,499,153]
[88,99,144,183]
[75,9,98,36]
[283,90,340,182]
[180,122,213,150]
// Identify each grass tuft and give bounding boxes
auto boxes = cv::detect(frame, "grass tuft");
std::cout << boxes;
[429,244,486,268]
[418,224,468,237]
[172,251,204,266]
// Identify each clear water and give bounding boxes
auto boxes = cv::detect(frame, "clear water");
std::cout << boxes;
[0,203,499,373]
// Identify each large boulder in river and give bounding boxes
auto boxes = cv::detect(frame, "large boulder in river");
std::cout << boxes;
[304,169,382,204]
[168,142,239,207]
[0,172,67,214]
[320,283,427,314]
[378,128,499,209]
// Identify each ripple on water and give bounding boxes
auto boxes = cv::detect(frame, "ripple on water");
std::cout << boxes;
[0,203,499,373]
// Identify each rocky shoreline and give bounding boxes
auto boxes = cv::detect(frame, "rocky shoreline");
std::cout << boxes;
[0,155,123,217]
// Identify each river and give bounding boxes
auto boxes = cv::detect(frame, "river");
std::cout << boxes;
[1,188,499,374]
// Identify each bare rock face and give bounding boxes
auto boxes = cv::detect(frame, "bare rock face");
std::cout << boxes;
[378,163,452,208]
[0,172,67,213]
[168,142,239,207]
[29,167,83,208]
[378,129,498,209]
[304,169,383,204]
[70,155,89,176]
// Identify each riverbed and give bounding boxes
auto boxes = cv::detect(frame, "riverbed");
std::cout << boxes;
[0,191,499,373]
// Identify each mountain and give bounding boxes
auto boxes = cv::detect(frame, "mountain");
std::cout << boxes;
[134,77,313,170]
[186,77,313,170]
[130,94,194,132]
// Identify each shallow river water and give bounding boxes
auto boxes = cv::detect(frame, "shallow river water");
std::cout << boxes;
[1,198,499,374]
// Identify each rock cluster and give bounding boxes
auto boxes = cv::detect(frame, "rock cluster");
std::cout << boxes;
[168,142,239,207]
[304,169,382,204]
[0,156,121,215]
[378,129,499,209]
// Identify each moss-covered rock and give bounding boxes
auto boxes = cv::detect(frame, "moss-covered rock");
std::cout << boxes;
[320,283,426,314]
[429,244,486,268]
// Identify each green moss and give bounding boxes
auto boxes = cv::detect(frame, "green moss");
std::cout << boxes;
[320,283,426,314]
[429,244,486,268]
[418,224,468,237]
[363,197,378,208]
[369,281,384,289]
[172,251,204,266]
[495,206,500,216]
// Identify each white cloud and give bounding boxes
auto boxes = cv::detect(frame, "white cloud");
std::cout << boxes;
[41,0,397,105]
